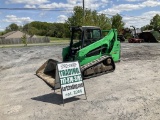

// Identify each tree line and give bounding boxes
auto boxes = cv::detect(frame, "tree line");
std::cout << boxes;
[1,6,160,38]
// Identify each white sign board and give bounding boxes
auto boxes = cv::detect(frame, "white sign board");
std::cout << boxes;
[57,61,85,99]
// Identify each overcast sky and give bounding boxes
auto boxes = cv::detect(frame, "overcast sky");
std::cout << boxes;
[0,0,160,31]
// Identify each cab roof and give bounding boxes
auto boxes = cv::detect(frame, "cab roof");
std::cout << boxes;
[71,26,101,31]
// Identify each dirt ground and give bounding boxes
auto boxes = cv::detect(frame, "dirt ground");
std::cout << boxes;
[0,43,160,120]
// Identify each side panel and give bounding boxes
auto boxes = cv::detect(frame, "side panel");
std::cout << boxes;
[110,40,121,62]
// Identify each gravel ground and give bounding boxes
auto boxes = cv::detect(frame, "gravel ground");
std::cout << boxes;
[0,43,160,120]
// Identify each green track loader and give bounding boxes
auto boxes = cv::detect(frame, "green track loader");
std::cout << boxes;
[36,26,121,89]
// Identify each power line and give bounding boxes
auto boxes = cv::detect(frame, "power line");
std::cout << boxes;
[102,13,148,20]
[0,7,150,20]
[0,7,72,11]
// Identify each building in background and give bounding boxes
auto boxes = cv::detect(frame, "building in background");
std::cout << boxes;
[0,31,30,39]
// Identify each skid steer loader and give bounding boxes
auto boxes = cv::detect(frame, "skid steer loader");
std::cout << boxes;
[36,26,121,89]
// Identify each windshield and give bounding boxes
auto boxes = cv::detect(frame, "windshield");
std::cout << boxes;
[85,29,101,40]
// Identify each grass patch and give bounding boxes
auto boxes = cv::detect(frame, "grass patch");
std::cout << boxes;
[0,42,69,48]
[49,37,69,41]
[0,36,70,48]
[37,36,69,41]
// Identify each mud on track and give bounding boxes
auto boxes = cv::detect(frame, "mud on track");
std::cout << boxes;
[0,43,160,120]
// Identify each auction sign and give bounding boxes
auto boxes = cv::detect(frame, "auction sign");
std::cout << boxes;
[57,61,86,100]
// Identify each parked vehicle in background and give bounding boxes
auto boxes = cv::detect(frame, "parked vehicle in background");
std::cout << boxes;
[139,30,160,43]
[128,26,144,43]
[128,38,144,43]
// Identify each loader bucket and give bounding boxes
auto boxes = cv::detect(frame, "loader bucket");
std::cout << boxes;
[36,59,59,89]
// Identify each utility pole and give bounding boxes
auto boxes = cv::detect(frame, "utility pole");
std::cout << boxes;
[83,0,85,23]
[83,0,85,17]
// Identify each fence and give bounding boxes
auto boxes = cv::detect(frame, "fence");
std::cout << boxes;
[0,37,50,44]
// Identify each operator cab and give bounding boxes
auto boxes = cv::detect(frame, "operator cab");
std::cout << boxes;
[83,26,102,47]
[69,26,102,58]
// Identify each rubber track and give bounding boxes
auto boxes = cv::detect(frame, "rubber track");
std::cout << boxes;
[81,55,115,79]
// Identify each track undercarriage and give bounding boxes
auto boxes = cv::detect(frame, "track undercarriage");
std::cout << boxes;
[81,56,115,79]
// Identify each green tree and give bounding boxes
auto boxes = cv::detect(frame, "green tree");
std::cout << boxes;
[122,28,132,39]
[111,14,125,33]
[66,6,84,26]
[21,34,27,46]
[66,6,111,30]
[5,23,19,32]
[54,23,66,38]
[150,14,160,31]
[141,24,153,31]
[22,21,67,38]
[97,13,111,30]
[28,27,38,36]
[22,23,29,33]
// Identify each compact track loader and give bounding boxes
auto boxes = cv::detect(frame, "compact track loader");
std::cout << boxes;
[36,26,121,89]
